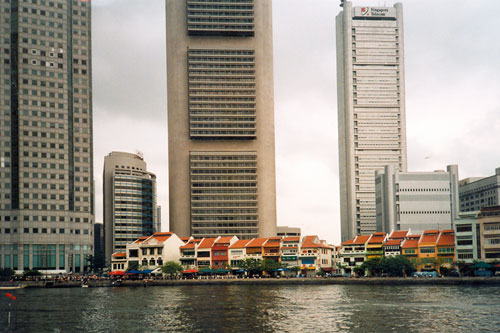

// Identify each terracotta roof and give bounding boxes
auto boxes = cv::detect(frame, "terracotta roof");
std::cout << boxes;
[283,236,300,242]
[246,238,268,248]
[420,230,440,244]
[181,237,191,242]
[215,236,234,244]
[437,231,455,246]
[389,230,408,239]
[180,243,196,250]
[402,239,419,249]
[341,238,355,246]
[302,236,333,249]
[263,241,280,248]
[368,233,386,244]
[112,252,126,257]
[407,234,421,240]
[384,239,402,246]
[352,235,370,245]
[229,239,252,249]
[146,232,173,243]
[198,238,217,249]
[134,236,149,244]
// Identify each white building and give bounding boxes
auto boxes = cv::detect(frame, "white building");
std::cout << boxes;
[336,2,407,241]
[375,164,459,235]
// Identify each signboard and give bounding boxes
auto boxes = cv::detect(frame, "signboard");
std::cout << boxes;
[354,7,396,18]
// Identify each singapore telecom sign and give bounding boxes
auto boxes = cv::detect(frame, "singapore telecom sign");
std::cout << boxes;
[354,7,396,18]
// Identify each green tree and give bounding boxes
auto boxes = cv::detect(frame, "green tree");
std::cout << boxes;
[240,258,262,276]
[261,259,280,274]
[24,269,42,277]
[161,261,183,277]
[0,268,15,280]
[353,265,364,277]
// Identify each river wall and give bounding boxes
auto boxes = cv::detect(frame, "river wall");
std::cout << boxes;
[2,277,500,288]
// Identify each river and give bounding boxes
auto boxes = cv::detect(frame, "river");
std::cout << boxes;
[1,284,499,332]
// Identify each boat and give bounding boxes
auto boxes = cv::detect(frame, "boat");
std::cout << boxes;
[0,285,27,290]
[81,284,89,288]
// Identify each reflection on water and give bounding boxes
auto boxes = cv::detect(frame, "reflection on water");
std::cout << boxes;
[1,284,499,332]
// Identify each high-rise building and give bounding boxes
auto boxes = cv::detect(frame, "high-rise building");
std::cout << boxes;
[0,0,93,272]
[103,152,158,264]
[375,164,459,235]
[336,2,407,241]
[459,167,500,212]
[166,0,277,239]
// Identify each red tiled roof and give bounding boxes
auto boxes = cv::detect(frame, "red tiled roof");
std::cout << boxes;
[384,239,402,246]
[246,238,268,247]
[283,236,300,242]
[437,231,455,246]
[263,241,280,248]
[352,235,370,245]
[341,238,355,246]
[368,233,386,244]
[302,236,333,249]
[146,232,173,243]
[402,239,419,249]
[198,238,217,249]
[181,237,191,242]
[215,236,234,244]
[112,252,126,257]
[229,239,252,249]
[407,235,421,240]
[420,230,440,244]
[134,236,149,244]
[389,230,408,239]
[180,243,196,250]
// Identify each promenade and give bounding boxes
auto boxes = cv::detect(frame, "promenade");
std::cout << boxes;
[3,277,500,288]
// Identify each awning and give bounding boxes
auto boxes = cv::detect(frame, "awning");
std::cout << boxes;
[472,262,493,269]
[109,270,125,276]
[126,269,142,274]
[141,270,153,274]
[182,269,199,274]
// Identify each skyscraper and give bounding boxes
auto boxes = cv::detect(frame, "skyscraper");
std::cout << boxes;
[336,2,407,241]
[103,152,158,264]
[0,0,94,272]
[166,0,277,239]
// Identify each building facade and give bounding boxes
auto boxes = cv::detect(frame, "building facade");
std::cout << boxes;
[459,167,500,212]
[336,2,407,241]
[0,0,94,272]
[453,212,480,263]
[375,164,459,235]
[103,152,158,265]
[166,0,277,239]
[477,206,500,262]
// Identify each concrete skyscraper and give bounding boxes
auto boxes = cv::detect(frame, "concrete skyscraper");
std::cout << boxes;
[0,0,94,272]
[166,0,277,239]
[336,2,407,241]
[103,152,158,264]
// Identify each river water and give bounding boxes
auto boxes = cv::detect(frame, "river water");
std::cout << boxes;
[1,284,499,332]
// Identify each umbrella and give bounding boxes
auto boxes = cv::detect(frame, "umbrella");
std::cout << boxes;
[109,270,124,276]
[215,268,229,274]
[199,268,213,274]
[126,269,142,274]
[235,269,247,273]
[182,269,199,274]
[141,270,153,274]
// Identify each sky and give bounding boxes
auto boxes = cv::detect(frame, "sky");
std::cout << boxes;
[91,0,500,245]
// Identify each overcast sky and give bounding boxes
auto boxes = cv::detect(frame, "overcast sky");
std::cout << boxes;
[91,0,500,244]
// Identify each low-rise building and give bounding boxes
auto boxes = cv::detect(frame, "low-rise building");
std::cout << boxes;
[417,230,440,271]
[300,236,334,277]
[281,237,300,267]
[126,232,184,270]
[384,230,409,257]
[179,238,201,269]
[401,234,420,261]
[196,238,217,268]
[340,235,370,275]
[228,239,251,269]
[245,238,267,261]
[212,236,238,268]
[436,230,455,268]
[262,237,282,262]
[478,206,500,262]
[111,252,127,271]
[366,232,387,260]
[454,212,480,263]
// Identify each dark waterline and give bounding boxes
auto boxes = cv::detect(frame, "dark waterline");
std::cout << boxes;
[2,285,499,332]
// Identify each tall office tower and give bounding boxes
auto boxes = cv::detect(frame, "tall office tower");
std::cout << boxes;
[375,165,459,235]
[166,0,277,239]
[103,152,158,264]
[336,2,407,241]
[0,0,93,273]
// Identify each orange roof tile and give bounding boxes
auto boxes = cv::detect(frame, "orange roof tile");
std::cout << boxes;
[368,233,386,244]
[215,236,234,244]
[283,236,300,242]
[147,232,173,243]
[389,230,408,239]
[352,235,370,245]
[229,239,252,249]
[302,236,333,249]
[384,239,402,246]
[246,238,268,247]
[437,231,455,246]
[263,242,280,248]
[180,237,191,242]
[180,243,196,250]
[402,239,419,249]
[341,238,355,246]
[198,238,217,249]
[112,252,126,257]
[420,230,440,244]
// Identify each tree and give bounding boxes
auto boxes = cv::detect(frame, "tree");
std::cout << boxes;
[240,258,262,276]
[161,261,183,277]
[261,259,280,274]
[24,269,41,277]
[0,268,15,280]
[353,265,364,277]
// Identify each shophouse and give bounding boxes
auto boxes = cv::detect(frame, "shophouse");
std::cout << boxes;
[196,238,217,268]
[341,235,370,274]
[436,230,456,268]
[454,212,480,263]
[262,237,282,262]
[179,238,202,269]
[384,230,409,256]
[401,234,420,261]
[245,238,268,260]
[211,236,238,268]
[111,252,127,271]
[417,230,440,271]
[366,232,387,259]
[229,239,252,268]
[280,237,300,268]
